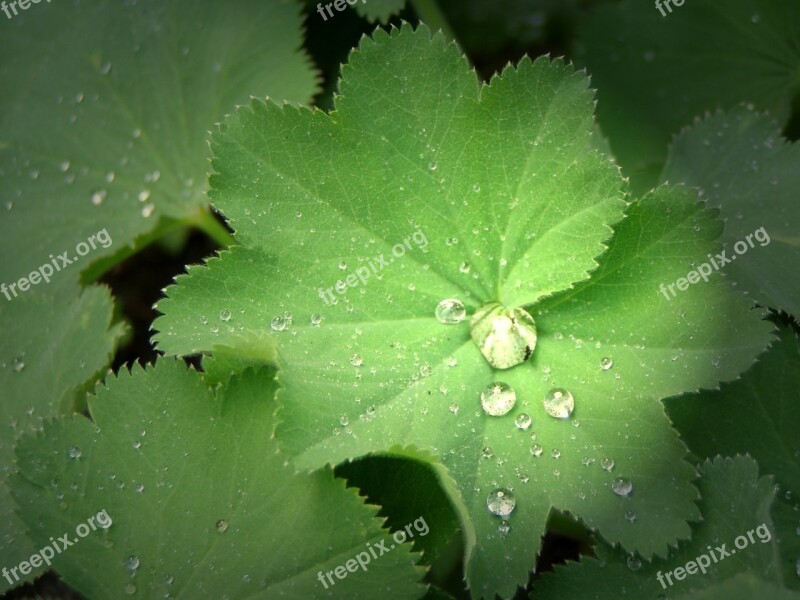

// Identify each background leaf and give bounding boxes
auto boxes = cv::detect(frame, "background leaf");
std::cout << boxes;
[10,361,427,599]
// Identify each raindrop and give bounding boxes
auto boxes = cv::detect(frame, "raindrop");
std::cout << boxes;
[471,302,537,369]
[459,262,470,274]
[428,162,437,171]
[350,353,363,367]
[435,298,466,324]
[11,357,25,372]
[551,449,561,459]
[625,510,637,523]
[600,357,613,371]
[530,444,543,457]
[514,413,532,430]
[219,309,231,322]
[138,190,151,202]
[123,583,137,595]
[480,382,517,416]
[486,488,516,517]
[627,555,641,571]
[543,388,574,419]
[123,555,140,572]
[310,314,322,326]
[472,184,481,193]
[339,415,349,426]
[482,447,493,459]
[90,189,107,206]
[498,520,510,535]
[601,457,615,472]
[612,477,633,497]
[448,402,459,414]
[59,161,70,172]
[141,204,155,218]
[68,446,82,460]
[100,61,112,75]
[134,483,144,494]
[271,316,287,331]
[216,519,229,533]
[338,261,347,271]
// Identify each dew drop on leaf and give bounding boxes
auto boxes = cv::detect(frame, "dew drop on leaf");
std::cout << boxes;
[601,457,615,471]
[514,413,532,430]
[435,298,466,324]
[627,555,641,571]
[530,444,543,457]
[91,189,107,205]
[600,357,613,370]
[11,357,25,372]
[551,449,561,459]
[219,309,231,322]
[612,477,633,497]
[216,519,229,533]
[310,314,322,326]
[482,447,493,459]
[471,302,537,369]
[123,583,137,595]
[68,446,82,460]
[543,388,574,419]
[123,555,140,571]
[350,353,363,367]
[486,488,515,517]
[498,520,510,535]
[625,510,637,522]
[480,382,516,416]
[271,316,287,331]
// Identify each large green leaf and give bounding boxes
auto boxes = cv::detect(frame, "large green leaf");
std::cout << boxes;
[666,323,800,589]
[10,361,426,599]
[533,456,789,599]
[577,0,800,191]
[0,286,123,592]
[154,26,772,598]
[660,107,800,316]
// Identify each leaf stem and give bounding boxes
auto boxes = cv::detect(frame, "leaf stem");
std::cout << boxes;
[195,208,235,248]
[410,0,455,42]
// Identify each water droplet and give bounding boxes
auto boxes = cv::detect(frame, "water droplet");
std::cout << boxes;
[134,483,144,494]
[600,357,613,371]
[482,447,494,459]
[338,261,347,270]
[141,204,155,218]
[612,477,633,497]
[216,519,229,533]
[448,402,459,414]
[339,415,349,426]
[601,457,615,471]
[530,444,543,457]
[350,353,363,367]
[459,262,471,274]
[486,488,516,517]
[59,161,70,172]
[498,520,510,535]
[219,309,231,322]
[435,298,466,324]
[11,357,25,372]
[514,413,532,430]
[137,190,151,203]
[123,583,137,595]
[625,510,637,523]
[90,189,107,205]
[472,184,481,193]
[132,441,141,450]
[551,449,561,459]
[310,314,322,326]
[751,13,761,23]
[131,128,141,139]
[795,558,800,578]
[68,446,82,460]
[428,162,437,171]
[627,555,641,571]
[543,388,574,419]
[100,61,112,75]
[123,555,140,571]
[471,303,537,369]
[271,316,287,331]
[480,382,517,416]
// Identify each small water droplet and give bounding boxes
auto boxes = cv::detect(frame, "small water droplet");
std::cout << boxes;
[601,457,615,471]
[498,520,510,535]
[459,262,471,274]
[435,298,466,324]
[68,446,82,460]
[219,309,231,322]
[472,184,481,193]
[132,441,141,450]
[123,555,140,571]
[514,413,532,430]
[530,444,543,457]
[551,449,561,459]
[11,357,25,372]
[482,447,494,459]
[271,316,287,331]
[59,161,70,172]
[90,189,107,205]
[134,483,144,494]
[486,489,516,517]
[428,162,437,171]
[141,204,155,218]
[350,354,363,367]
[123,583,137,595]
[339,415,349,426]
[612,477,633,497]
[216,519,229,533]
[310,314,322,326]
[543,388,574,419]
[600,357,613,371]
[627,555,641,571]
[625,510,637,523]
[448,402,459,414]
[480,382,517,416]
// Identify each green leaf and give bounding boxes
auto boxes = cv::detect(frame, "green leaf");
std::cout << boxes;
[154,26,772,598]
[660,107,800,316]
[577,0,800,191]
[672,573,800,600]
[0,286,123,592]
[10,361,427,599]
[532,456,786,599]
[665,323,800,589]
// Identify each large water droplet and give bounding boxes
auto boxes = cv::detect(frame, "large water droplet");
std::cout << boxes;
[514,413,532,430]
[486,488,516,517]
[612,477,633,497]
[471,303,537,369]
[543,388,574,419]
[480,382,516,416]
[435,298,466,324]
